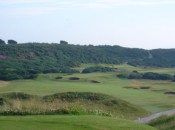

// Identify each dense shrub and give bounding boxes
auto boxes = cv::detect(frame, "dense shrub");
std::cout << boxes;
[118,72,173,81]
[128,73,142,79]
[82,66,115,73]
[142,72,173,80]
[117,73,129,78]
[0,98,4,105]
[0,69,37,81]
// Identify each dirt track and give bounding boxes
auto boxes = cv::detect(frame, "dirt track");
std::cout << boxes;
[136,108,175,123]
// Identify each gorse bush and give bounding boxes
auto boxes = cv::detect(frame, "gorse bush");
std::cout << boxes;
[118,72,174,81]
[82,66,115,73]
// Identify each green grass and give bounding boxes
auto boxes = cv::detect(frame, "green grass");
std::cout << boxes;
[0,115,157,130]
[148,114,175,130]
[1,71,175,113]
[0,64,175,130]
[1,64,175,114]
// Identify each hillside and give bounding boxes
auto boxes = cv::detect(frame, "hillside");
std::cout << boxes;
[0,43,148,69]
[1,43,175,80]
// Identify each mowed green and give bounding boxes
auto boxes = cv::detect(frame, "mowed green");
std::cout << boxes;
[0,65,175,113]
[0,115,157,130]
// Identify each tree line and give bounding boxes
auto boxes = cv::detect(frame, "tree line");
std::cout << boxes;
[0,39,17,45]
[1,42,175,80]
[118,71,174,81]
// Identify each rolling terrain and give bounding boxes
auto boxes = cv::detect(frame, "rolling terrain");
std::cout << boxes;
[1,65,175,113]
[1,43,175,129]
[0,64,175,129]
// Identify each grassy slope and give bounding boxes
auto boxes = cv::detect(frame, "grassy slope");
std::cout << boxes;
[148,114,175,130]
[0,115,157,130]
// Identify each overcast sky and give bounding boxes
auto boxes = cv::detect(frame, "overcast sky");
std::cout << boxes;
[1,0,175,49]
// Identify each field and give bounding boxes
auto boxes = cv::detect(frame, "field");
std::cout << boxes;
[1,69,175,113]
[0,115,157,130]
[0,64,175,129]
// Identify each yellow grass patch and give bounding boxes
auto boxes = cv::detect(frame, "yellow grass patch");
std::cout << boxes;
[0,81,9,87]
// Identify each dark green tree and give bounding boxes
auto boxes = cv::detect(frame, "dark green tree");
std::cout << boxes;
[8,40,17,44]
[0,39,5,44]
[60,40,68,45]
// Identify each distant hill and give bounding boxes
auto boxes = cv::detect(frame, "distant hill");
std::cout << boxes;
[0,43,175,80]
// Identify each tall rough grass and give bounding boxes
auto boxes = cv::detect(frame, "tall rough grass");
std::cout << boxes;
[148,115,175,130]
[0,92,148,119]
[0,98,112,116]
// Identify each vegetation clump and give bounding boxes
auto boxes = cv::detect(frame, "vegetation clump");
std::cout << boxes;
[0,98,4,105]
[8,40,17,45]
[118,72,174,81]
[82,66,115,73]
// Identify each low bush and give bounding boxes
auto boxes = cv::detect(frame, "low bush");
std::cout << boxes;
[0,97,4,105]
[118,72,174,81]
[82,66,115,73]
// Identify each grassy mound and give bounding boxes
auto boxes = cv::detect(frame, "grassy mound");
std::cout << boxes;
[0,115,157,130]
[0,92,147,119]
[43,92,148,119]
[148,114,175,130]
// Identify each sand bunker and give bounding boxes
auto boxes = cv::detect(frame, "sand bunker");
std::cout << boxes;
[56,76,63,80]
[164,92,175,95]
[91,80,100,83]
[123,86,150,90]
[140,86,150,89]
[69,77,80,80]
